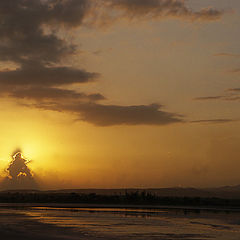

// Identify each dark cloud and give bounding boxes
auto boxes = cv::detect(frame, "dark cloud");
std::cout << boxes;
[1,151,38,190]
[0,65,99,88]
[0,0,98,88]
[0,0,226,67]
[0,0,225,66]
[46,0,92,27]
[191,119,236,124]
[194,96,224,101]
[9,87,105,102]
[107,0,224,21]
[33,102,183,126]
[0,0,223,126]
[0,0,91,65]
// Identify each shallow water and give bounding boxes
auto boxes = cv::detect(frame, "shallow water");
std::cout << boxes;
[0,205,240,239]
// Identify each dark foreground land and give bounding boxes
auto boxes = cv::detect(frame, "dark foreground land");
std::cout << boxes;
[0,190,240,239]
[0,203,240,240]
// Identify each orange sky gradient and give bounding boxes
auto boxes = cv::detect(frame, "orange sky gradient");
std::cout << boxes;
[0,0,240,189]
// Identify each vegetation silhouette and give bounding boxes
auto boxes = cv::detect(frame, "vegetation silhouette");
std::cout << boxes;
[0,190,239,208]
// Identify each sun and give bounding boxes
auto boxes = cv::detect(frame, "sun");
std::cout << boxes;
[21,144,39,160]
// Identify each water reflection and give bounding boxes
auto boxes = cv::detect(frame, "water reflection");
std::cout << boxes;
[0,205,240,239]
[23,206,240,239]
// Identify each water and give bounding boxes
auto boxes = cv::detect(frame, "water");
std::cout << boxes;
[0,204,239,239]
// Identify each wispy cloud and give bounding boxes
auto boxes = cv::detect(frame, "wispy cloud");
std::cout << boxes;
[190,119,236,124]
[194,96,224,101]
[194,88,240,102]
[107,0,224,22]
[228,88,240,92]
[214,53,240,57]
[229,68,240,73]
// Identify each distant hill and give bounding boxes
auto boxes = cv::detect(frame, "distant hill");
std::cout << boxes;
[209,185,240,192]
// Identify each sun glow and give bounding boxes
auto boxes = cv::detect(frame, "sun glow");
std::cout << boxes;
[20,143,41,161]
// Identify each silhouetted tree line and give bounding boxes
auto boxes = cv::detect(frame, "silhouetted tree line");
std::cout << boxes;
[0,191,239,207]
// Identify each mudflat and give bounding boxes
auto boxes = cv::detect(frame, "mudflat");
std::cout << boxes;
[0,204,239,240]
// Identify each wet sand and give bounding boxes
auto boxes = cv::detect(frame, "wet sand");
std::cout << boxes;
[0,204,239,240]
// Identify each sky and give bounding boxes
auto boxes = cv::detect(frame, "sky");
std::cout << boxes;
[0,0,240,189]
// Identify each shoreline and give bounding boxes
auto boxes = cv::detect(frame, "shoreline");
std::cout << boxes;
[1,202,240,213]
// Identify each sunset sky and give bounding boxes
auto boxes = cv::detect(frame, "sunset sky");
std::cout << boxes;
[0,0,240,189]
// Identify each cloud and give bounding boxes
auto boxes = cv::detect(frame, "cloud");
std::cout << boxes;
[224,96,240,101]
[32,102,183,126]
[193,89,240,124]
[0,0,225,66]
[0,0,98,91]
[194,88,240,102]
[8,87,105,102]
[214,53,240,57]
[194,96,224,101]
[1,151,38,190]
[107,0,224,22]
[0,0,91,65]
[230,68,240,73]
[228,88,240,92]
[0,65,99,88]
[0,0,223,126]
[0,0,226,67]
[191,119,236,124]
[194,95,240,102]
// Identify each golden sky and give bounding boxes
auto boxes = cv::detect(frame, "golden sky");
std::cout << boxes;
[0,0,240,189]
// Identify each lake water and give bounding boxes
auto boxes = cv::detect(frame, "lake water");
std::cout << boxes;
[0,204,239,239]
